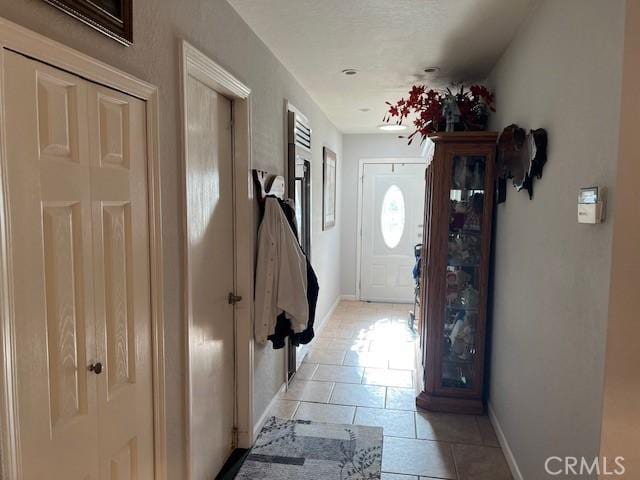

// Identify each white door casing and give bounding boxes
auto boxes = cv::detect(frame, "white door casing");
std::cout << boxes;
[0,18,166,480]
[359,161,425,303]
[181,41,255,479]
[3,51,154,479]
[184,75,235,478]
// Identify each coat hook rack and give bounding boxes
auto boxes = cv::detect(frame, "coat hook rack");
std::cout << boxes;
[253,169,286,216]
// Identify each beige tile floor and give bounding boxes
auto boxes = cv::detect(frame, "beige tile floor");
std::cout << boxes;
[270,300,513,480]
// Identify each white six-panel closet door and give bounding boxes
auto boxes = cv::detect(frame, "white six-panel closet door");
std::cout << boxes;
[3,50,154,480]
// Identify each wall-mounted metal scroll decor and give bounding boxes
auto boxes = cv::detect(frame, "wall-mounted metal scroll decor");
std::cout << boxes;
[496,124,548,202]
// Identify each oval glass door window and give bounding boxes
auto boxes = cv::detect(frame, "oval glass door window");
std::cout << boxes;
[380,185,405,248]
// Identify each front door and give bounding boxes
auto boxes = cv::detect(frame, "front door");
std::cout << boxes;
[360,162,425,303]
[184,74,236,478]
[4,50,154,479]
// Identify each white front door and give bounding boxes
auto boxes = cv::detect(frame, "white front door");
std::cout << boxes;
[184,75,236,479]
[4,51,154,479]
[360,162,425,303]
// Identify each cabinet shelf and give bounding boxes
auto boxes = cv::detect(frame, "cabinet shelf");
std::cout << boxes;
[450,188,485,193]
[446,305,479,312]
[442,356,475,365]
[449,229,481,236]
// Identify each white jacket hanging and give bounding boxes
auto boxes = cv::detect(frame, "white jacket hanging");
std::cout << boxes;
[255,197,308,344]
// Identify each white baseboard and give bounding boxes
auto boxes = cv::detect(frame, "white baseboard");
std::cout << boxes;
[339,294,416,304]
[361,297,413,304]
[253,382,286,441]
[488,402,524,480]
[314,294,342,334]
[340,294,358,301]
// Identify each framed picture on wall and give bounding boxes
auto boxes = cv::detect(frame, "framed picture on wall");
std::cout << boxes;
[42,0,133,45]
[323,147,337,230]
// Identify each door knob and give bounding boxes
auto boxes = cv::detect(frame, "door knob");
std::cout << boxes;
[89,362,103,375]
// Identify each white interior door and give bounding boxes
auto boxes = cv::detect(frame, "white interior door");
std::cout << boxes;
[88,83,155,480]
[3,51,154,479]
[4,49,98,480]
[360,162,425,303]
[185,75,236,479]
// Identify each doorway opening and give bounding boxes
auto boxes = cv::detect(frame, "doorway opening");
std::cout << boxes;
[181,41,254,478]
[286,105,313,379]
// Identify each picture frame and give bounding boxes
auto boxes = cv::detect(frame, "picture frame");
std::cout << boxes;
[42,0,133,45]
[322,147,337,230]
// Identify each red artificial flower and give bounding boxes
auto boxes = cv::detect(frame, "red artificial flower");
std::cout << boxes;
[384,83,495,143]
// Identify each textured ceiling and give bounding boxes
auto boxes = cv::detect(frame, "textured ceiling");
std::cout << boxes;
[228,0,536,133]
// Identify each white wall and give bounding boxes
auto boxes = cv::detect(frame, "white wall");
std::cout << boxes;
[486,1,625,478]
[340,134,425,296]
[0,1,342,477]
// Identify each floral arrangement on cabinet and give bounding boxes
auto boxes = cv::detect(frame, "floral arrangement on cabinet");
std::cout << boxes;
[383,84,496,144]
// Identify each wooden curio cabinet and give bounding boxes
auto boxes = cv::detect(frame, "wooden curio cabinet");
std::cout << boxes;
[417,132,498,415]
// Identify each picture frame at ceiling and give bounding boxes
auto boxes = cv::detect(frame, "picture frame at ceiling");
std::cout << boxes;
[42,0,133,45]
[323,146,337,230]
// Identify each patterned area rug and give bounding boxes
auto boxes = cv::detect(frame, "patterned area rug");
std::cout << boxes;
[236,417,383,479]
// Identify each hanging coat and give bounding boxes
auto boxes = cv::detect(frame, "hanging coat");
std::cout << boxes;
[268,197,319,348]
[254,197,308,344]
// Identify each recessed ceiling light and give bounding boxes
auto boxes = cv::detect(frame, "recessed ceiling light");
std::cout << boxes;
[424,66,440,74]
[342,68,358,76]
[359,108,371,112]
[377,124,408,132]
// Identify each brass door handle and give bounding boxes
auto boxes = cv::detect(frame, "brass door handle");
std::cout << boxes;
[89,362,103,375]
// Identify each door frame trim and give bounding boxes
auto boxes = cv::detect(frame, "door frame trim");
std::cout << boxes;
[180,42,254,470]
[356,158,426,302]
[0,17,167,479]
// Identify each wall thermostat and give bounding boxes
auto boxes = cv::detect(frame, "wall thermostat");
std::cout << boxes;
[578,186,605,224]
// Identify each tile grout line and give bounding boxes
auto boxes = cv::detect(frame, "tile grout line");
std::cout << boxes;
[326,379,336,404]
[472,414,491,448]
[326,381,336,403]
[290,401,301,419]
[450,442,461,480]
